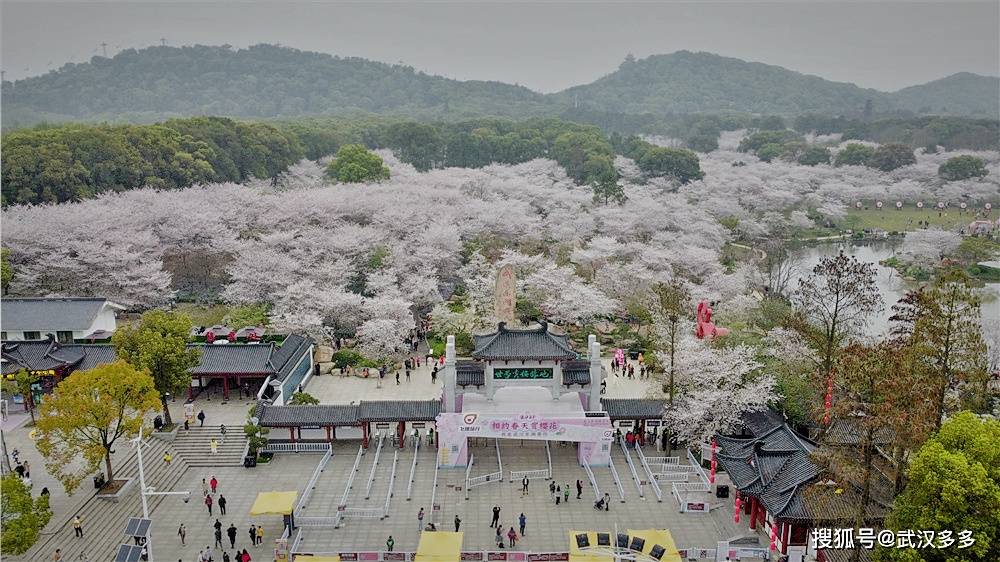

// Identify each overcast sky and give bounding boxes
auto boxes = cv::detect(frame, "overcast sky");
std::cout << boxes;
[2,1,998,92]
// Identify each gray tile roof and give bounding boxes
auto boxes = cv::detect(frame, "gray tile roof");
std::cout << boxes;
[1,340,86,374]
[472,322,577,361]
[257,403,360,427]
[600,398,665,420]
[562,360,591,385]
[1,297,121,332]
[713,411,876,524]
[357,400,441,422]
[189,343,275,375]
[456,360,484,386]
[271,334,314,381]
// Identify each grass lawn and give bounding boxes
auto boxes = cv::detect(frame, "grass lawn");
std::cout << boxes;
[843,207,979,232]
[173,302,231,326]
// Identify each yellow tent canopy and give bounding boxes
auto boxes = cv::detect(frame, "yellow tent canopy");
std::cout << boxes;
[627,529,682,562]
[292,556,340,562]
[250,490,298,516]
[414,530,463,562]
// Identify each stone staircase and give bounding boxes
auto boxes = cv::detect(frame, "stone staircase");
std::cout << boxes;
[171,424,248,467]
[22,437,191,562]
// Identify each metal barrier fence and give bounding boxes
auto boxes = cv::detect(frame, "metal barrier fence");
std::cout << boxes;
[464,453,474,500]
[262,442,333,453]
[546,440,552,478]
[618,439,644,497]
[495,438,503,478]
[383,450,399,518]
[365,434,385,499]
[296,515,339,528]
[337,444,365,523]
[644,455,680,465]
[607,457,626,502]
[509,468,549,482]
[635,444,663,502]
[294,444,333,516]
[582,461,601,500]
[340,506,384,520]
[406,433,420,500]
[688,448,711,487]
[429,456,441,525]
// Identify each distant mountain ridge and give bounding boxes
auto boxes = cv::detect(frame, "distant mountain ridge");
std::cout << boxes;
[2,45,996,127]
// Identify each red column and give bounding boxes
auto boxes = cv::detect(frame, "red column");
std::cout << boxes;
[782,521,791,554]
[332,426,337,441]
[749,497,758,530]
[188,382,194,400]
[289,427,296,443]
[222,376,229,400]
[325,426,332,442]
[362,423,370,449]
[398,422,405,449]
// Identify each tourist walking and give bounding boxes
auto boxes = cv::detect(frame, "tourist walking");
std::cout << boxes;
[73,515,83,538]
[210,476,219,493]
[508,527,517,547]
[256,525,264,547]
[53,549,62,562]
[198,410,206,427]
[220,424,227,442]
[240,549,252,562]
[248,525,256,547]
[495,526,502,543]
[576,479,583,499]
[202,478,209,496]
[219,494,227,515]
[521,476,529,496]
[227,523,237,549]
[555,485,561,505]
[603,492,611,511]
[214,527,223,549]
[454,515,462,532]
[490,505,501,527]
[417,507,425,531]
[519,513,526,536]
[563,484,569,503]
[164,451,172,464]
[549,480,556,501]
[178,523,186,545]
[395,371,400,385]
[386,536,394,552]
[211,438,218,454]
[205,493,214,515]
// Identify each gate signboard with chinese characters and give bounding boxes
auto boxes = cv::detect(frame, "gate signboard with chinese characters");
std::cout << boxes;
[493,368,553,380]
[436,412,612,467]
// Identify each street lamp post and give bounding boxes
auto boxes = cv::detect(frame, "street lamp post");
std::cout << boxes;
[131,434,192,562]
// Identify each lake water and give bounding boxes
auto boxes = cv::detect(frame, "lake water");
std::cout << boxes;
[792,241,1000,336]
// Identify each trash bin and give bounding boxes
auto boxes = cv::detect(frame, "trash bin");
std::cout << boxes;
[94,473,106,489]
[244,455,257,468]
[716,484,730,498]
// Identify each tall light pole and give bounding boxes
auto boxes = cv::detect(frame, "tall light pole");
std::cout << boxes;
[131,434,191,562]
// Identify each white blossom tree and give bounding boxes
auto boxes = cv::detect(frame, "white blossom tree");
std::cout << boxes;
[657,338,778,446]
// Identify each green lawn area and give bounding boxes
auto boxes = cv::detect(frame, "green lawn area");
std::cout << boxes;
[173,303,231,326]
[843,207,976,233]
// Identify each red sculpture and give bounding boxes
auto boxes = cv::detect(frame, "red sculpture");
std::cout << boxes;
[695,300,730,339]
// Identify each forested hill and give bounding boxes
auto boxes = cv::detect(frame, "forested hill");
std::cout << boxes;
[554,51,889,115]
[2,45,997,128]
[557,52,999,118]
[0,44,550,127]
[890,72,1000,116]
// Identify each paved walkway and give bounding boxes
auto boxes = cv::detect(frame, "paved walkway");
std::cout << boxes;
[307,356,657,405]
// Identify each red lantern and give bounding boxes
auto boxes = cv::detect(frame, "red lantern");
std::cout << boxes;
[205,330,215,343]
[734,495,742,524]
[770,524,778,551]
[227,330,236,342]
[710,438,718,484]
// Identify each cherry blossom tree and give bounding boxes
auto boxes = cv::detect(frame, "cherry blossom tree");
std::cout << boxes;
[656,337,777,446]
